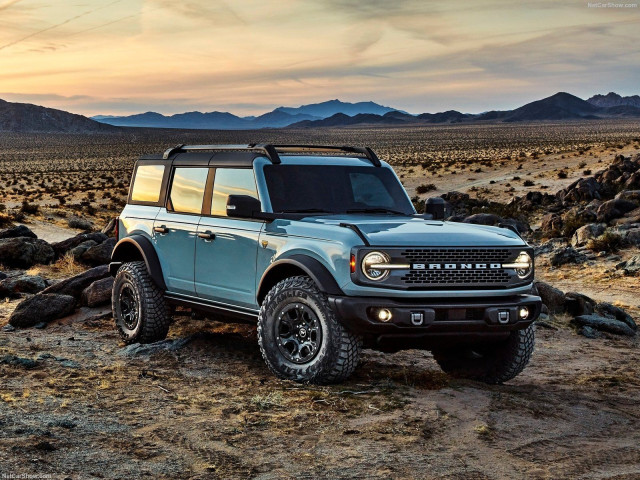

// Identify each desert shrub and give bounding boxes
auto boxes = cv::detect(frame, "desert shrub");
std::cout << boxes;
[20,201,39,215]
[557,170,568,179]
[578,161,587,168]
[523,180,534,186]
[583,169,592,176]
[586,232,625,253]
[416,183,437,194]
[561,211,591,238]
[0,213,12,228]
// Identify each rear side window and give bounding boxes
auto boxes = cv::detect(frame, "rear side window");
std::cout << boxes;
[131,164,165,203]
[168,167,209,214]
[211,168,259,216]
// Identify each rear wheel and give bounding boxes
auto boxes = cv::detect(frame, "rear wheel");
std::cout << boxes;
[258,276,361,384]
[433,325,535,384]
[112,261,171,344]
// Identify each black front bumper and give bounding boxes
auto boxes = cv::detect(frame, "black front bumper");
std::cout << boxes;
[329,294,541,338]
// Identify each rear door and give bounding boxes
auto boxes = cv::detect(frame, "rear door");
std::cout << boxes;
[195,167,263,309]
[153,166,210,296]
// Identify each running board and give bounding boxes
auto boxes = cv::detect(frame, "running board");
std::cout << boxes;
[164,293,259,323]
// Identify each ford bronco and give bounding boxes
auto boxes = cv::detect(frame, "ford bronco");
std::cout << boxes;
[110,144,541,384]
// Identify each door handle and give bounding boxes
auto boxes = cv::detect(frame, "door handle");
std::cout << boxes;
[197,231,215,240]
[154,225,169,234]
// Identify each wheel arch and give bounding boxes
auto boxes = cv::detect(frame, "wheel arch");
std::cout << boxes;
[257,254,344,305]
[109,235,166,290]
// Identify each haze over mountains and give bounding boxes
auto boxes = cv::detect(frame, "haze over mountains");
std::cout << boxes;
[1,92,639,133]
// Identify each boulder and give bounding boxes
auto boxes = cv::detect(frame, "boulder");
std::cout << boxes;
[0,237,55,268]
[558,177,601,203]
[463,213,502,226]
[572,314,636,337]
[67,216,93,231]
[613,207,640,225]
[534,238,567,255]
[571,223,606,247]
[534,281,566,314]
[610,225,640,247]
[0,274,47,297]
[41,265,110,301]
[69,240,98,260]
[101,218,117,236]
[51,232,108,257]
[617,255,640,276]
[595,302,637,331]
[0,225,37,240]
[8,294,76,328]
[614,190,640,203]
[550,247,587,267]
[540,213,562,234]
[596,199,638,223]
[81,277,114,307]
[564,292,595,316]
[625,171,640,190]
[79,238,116,266]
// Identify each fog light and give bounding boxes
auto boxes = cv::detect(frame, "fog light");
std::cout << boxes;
[519,307,529,320]
[377,308,392,322]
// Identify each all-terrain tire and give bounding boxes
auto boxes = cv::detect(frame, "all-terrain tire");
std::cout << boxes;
[258,276,362,384]
[433,325,535,384]
[112,261,171,344]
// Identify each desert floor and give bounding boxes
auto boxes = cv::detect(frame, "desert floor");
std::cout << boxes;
[1,122,639,479]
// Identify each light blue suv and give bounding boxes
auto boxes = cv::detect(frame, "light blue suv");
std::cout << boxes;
[110,144,541,384]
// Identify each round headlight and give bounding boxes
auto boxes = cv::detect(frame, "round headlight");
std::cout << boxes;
[514,251,532,278]
[362,251,390,281]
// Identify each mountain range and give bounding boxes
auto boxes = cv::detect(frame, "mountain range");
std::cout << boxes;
[1,92,639,133]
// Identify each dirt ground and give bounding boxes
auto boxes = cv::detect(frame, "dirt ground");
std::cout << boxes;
[1,123,640,479]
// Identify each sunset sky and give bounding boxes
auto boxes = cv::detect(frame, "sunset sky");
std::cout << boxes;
[0,0,638,116]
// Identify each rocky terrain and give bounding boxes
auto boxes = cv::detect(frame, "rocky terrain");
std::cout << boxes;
[1,126,639,479]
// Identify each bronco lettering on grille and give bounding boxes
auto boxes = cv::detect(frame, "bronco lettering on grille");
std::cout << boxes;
[412,263,502,270]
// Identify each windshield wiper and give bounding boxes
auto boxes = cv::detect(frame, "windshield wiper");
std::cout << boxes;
[279,208,333,214]
[345,208,408,215]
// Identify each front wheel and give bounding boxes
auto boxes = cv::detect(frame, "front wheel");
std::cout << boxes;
[433,325,535,384]
[258,276,362,384]
[112,261,171,344]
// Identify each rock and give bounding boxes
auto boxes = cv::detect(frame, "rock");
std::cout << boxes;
[69,240,98,260]
[79,238,116,266]
[0,274,47,297]
[550,247,587,267]
[572,314,636,337]
[41,265,110,301]
[2,324,16,332]
[101,218,117,236]
[618,255,640,276]
[67,216,93,231]
[558,177,601,203]
[534,238,567,255]
[118,337,194,357]
[51,232,108,257]
[534,281,566,314]
[564,292,595,316]
[614,190,640,203]
[596,302,637,331]
[596,199,638,223]
[0,225,37,239]
[625,171,640,190]
[571,223,606,247]
[0,354,38,368]
[463,213,502,226]
[613,207,640,225]
[578,326,600,339]
[0,272,6,281]
[0,237,55,268]
[8,293,76,328]
[540,213,563,233]
[81,277,114,307]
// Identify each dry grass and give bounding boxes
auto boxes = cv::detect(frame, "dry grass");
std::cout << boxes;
[27,252,86,279]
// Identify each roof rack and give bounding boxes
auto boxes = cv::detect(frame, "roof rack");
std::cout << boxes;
[162,144,381,167]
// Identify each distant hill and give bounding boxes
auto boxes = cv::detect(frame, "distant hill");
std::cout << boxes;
[0,99,117,133]
[500,92,601,122]
[587,92,640,108]
[417,110,470,123]
[275,99,398,118]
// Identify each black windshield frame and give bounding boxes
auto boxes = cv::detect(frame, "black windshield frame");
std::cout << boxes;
[263,164,415,215]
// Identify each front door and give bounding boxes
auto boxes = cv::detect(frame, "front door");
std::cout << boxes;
[153,166,209,296]
[195,167,263,309]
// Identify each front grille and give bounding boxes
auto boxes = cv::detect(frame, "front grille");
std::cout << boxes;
[397,248,516,289]
[401,248,512,264]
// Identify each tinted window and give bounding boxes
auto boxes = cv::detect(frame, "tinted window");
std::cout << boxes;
[264,165,414,215]
[211,168,259,216]
[169,167,208,214]
[131,164,165,203]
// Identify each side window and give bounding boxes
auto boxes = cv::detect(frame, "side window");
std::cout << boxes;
[168,167,209,214]
[350,172,394,208]
[131,164,165,203]
[211,168,259,217]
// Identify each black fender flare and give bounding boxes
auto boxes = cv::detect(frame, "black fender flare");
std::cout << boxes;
[109,235,166,290]
[257,254,344,304]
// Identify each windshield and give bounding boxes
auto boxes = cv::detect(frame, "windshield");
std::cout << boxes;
[264,164,415,215]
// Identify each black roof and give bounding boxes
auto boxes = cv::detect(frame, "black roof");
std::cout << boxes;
[139,144,381,167]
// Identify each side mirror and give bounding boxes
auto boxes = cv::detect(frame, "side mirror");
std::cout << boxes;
[226,195,262,219]
[425,197,445,220]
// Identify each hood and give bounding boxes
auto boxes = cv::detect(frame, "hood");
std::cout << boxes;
[299,215,525,247]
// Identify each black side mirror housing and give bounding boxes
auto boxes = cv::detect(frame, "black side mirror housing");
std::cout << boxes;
[425,197,445,220]
[226,195,263,219]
